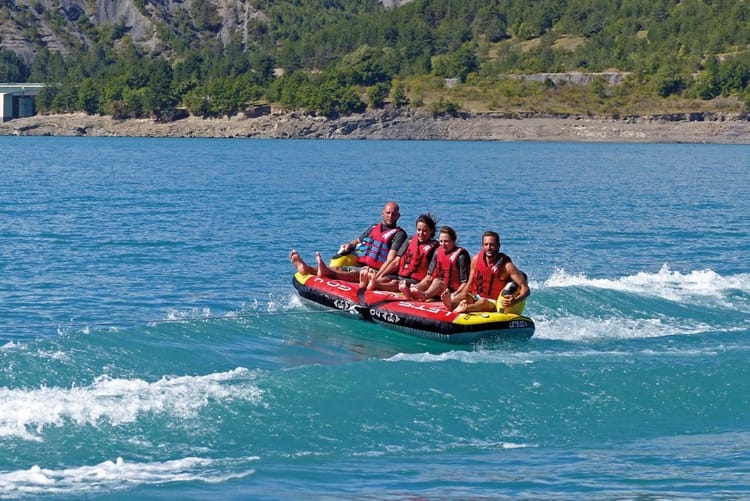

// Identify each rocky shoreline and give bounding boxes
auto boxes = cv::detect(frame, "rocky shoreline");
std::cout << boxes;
[2,109,750,143]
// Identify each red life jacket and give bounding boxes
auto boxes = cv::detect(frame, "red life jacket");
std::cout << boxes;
[399,236,438,281]
[471,252,511,298]
[434,246,470,292]
[357,224,403,269]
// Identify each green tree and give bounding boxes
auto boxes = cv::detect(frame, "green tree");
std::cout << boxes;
[0,49,29,82]
[654,66,687,98]
[590,75,608,99]
[35,85,59,113]
[144,58,176,117]
[267,71,311,110]
[122,87,147,118]
[367,81,390,109]
[431,96,461,117]
[78,78,100,114]
[717,57,750,96]
[50,84,78,113]
[391,81,409,108]
[433,43,479,82]
[694,57,720,100]
[742,87,750,112]
[184,89,211,118]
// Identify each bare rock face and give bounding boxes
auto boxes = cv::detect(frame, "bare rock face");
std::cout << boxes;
[214,0,247,47]
[1,0,414,63]
[0,0,261,61]
[0,23,35,63]
[93,0,153,42]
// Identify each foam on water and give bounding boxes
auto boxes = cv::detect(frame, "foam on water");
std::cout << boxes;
[0,456,258,497]
[386,340,733,366]
[532,314,716,341]
[387,349,536,365]
[526,266,750,342]
[544,264,750,306]
[0,368,263,441]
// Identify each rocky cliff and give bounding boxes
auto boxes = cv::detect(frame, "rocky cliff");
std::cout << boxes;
[0,0,407,63]
[0,0,239,61]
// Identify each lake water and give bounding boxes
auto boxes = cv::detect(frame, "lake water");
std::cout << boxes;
[1,137,749,499]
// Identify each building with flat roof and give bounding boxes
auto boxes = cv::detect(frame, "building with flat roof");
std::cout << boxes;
[0,84,45,122]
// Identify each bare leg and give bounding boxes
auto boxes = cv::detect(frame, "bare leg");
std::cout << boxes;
[314,252,359,281]
[315,251,332,278]
[454,300,470,313]
[358,267,371,289]
[440,289,453,310]
[373,276,400,292]
[417,279,446,301]
[454,297,494,314]
[290,249,317,275]
[473,298,497,313]
[409,284,427,301]
[366,270,378,290]
[399,280,414,299]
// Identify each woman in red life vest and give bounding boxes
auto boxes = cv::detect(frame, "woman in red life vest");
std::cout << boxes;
[402,225,470,302]
[359,213,438,291]
[289,201,406,281]
[447,230,530,313]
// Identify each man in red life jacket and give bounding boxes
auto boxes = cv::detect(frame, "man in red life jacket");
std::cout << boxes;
[401,225,471,301]
[289,201,407,282]
[446,230,530,313]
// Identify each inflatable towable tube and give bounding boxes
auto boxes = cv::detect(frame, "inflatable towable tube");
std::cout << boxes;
[329,253,528,316]
[292,272,535,345]
[328,252,361,270]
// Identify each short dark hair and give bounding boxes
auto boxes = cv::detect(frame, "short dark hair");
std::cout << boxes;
[482,230,500,245]
[439,225,457,242]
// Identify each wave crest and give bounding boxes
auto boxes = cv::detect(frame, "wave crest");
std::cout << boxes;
[0,368,263,441]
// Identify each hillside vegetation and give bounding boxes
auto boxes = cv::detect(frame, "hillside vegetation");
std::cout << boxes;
[2,0,750,119]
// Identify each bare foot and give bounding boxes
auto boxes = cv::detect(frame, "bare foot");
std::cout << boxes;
[366,270,377,291]
[409,285,426,301]
[440,289,453,310]
[454,300,469,313]
[315,251,332,278]
[399,281,413,299]
[358,267,370,289]
[290,249,316,275]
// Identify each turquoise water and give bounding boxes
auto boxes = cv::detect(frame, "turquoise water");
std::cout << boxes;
[1,137,749,499]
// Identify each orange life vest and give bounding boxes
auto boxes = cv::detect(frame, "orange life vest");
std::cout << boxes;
[399,236,438,281]
[434,246,470,291]
[471,252,511,298]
